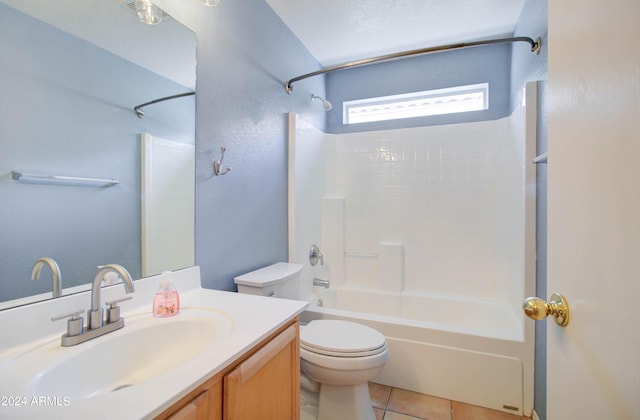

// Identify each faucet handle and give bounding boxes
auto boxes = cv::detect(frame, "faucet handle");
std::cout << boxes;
[310,244,324,266]
[105,296,132,308]
[51,309,84,337]
[105,296,132,324]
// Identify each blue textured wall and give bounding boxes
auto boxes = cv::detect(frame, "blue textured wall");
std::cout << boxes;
[325,43,512,134]
[191,0,325,291]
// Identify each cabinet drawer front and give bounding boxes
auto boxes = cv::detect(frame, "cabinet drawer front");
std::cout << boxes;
[168,390,209,420]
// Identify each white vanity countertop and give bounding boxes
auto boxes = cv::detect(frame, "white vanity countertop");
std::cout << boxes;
[0,266,308,419]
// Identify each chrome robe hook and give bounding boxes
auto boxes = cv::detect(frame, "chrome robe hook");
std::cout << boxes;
[213,147,232,176]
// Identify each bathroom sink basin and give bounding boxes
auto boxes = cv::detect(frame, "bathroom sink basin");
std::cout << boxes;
[0,307,233,401]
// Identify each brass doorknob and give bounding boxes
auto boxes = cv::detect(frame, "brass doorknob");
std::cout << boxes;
[522,292,570,327]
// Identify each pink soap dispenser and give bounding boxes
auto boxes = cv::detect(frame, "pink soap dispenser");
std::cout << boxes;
[153,272,180,318]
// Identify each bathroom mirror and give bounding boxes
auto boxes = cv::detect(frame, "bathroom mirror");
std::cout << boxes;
[0,0,196,309]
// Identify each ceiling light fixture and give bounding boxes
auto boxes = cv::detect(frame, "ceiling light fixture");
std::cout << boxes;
[132,0,222,25]
[134,0,163,25]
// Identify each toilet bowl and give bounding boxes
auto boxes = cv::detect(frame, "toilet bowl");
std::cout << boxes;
[234,263,388,420]
[300,319,388,420]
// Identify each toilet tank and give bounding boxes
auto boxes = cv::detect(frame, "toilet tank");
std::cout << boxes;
[234,262,303,299]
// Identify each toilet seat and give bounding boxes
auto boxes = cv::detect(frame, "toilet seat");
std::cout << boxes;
[301,343,387,358]
[301,320,387,358]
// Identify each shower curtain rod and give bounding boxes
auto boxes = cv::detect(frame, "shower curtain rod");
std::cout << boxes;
[285,36,541,93]
[134,91,195,118]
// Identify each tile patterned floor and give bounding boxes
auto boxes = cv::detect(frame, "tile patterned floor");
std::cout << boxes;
[369,383,533,420]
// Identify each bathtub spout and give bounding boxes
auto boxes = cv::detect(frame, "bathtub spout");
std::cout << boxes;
[313,278,330,289]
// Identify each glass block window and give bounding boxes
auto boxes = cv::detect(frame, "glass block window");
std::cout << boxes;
[343,83,489,124]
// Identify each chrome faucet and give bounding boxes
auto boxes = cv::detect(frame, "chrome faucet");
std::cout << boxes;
[313,277,330,289]
[88,264,135,330]
[51,264,135,347]
[31,257,62,298]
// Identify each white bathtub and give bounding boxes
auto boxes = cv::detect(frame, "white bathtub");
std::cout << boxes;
[301,287,533,416]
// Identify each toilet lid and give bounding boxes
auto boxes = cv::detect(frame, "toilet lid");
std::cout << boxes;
[300,320,386,357]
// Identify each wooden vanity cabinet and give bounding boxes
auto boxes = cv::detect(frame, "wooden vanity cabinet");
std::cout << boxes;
[159,318,300,420]
[224,319,299,419]
[167,385,220,420]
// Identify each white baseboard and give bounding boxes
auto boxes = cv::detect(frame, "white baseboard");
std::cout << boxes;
[532,409,541,420]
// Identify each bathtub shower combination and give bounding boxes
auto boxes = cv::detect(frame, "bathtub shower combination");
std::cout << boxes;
[302,287,528,414]
[288,83,538,415]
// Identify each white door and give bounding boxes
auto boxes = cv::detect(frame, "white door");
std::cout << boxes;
[141,133,195,277]
[546,0,640,418]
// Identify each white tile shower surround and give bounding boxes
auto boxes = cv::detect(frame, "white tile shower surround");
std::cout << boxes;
[290,116,328,299]
[292,111,527,307]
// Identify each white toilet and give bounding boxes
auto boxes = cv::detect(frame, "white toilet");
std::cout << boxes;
[235,263,388,420]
